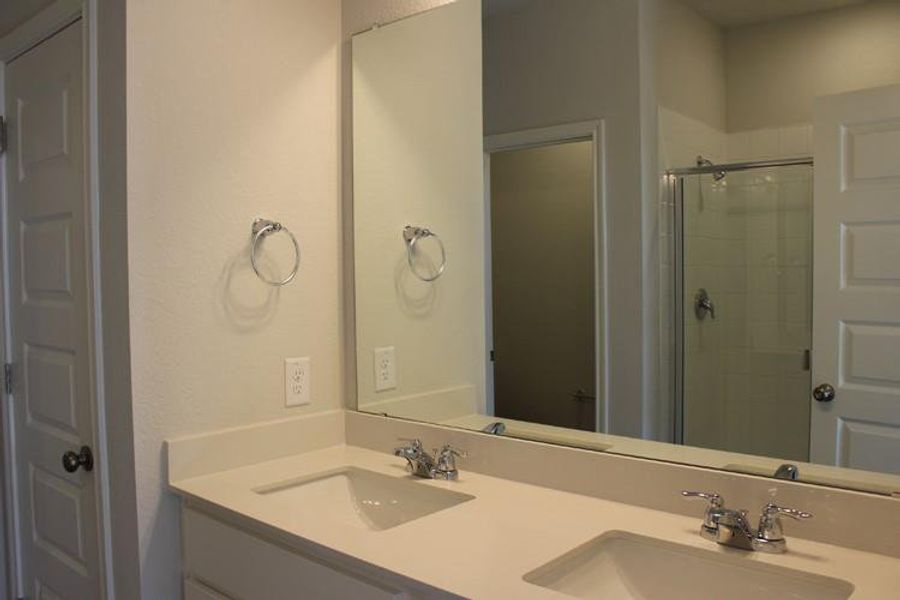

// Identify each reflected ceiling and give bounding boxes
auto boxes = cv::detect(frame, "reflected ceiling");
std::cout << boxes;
[678,0,870,28]
[0,0,55,37]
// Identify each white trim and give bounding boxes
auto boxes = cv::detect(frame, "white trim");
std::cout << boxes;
[0,1,114,598]
[84,0,115,597]
[484,120,600,153]
[483,120,609,433]
[0,57,15,598]
[482,153,494,416]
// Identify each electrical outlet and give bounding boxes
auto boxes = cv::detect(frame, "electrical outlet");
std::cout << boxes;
[374,346,396,392]
[285,357,311,407]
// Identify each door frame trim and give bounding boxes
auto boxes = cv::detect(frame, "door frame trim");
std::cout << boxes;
[0,2,114,598]
[483,120,609,432]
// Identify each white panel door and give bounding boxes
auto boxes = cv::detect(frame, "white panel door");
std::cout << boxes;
[811,84,900,475]
[5,21,103,599]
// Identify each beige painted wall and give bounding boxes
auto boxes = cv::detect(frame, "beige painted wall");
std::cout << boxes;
[353,0,486,417]
[654,0,726,132]
[125,0,341,596]
[342,0,454,36]
[726,1,900,131]
[484,0,648,435]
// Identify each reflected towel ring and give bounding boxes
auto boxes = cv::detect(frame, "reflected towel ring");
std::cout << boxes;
[250,218,301,286]
[403,225,446,282]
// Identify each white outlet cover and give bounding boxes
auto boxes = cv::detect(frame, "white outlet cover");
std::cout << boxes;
[285,357,311,407]
[374,346,397,392]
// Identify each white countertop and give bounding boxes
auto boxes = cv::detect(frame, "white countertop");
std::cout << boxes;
[169,444,900,599]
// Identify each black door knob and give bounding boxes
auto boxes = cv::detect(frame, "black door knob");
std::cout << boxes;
[62,446,94,473]
[813,383,836,403]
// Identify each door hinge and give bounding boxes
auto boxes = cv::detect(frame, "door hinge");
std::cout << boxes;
[0,116,7,155]
[4,363,13,395]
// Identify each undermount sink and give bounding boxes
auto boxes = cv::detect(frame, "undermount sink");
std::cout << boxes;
[253,466,474,531]
[524,531,854,600]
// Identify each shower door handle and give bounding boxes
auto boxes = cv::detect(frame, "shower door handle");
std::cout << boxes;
[695,288,715,320]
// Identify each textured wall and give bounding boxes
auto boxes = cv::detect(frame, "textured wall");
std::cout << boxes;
[126,0,341,596]
[726,1,900,131]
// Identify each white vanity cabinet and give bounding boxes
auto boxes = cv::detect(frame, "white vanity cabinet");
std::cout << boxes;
[180,507,458,600]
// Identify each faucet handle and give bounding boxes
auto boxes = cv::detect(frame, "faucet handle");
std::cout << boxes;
[432,444,466,480]
[435,444,467,458]
[393,438,425,460]
[761,503,812,521]
[682,491,724,532]
[681,490,723,507]
[755,503,812,552]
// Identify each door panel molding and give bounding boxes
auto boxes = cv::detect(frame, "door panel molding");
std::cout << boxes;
[811,84,900,474]
[1,3,113,598]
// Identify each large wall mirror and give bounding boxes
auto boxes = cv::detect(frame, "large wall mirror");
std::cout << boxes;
[351,0,900,496]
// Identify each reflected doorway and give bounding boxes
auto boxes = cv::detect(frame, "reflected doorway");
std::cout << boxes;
[487,137,598,431]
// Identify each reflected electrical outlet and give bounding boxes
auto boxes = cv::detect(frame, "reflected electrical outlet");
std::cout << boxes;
[374,347,397,392]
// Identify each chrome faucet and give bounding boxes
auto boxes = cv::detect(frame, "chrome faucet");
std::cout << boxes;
[482,421,507,435]
[694,288,716,320]
[394,439,466,480]
[774,463,799,480]
[682,491,812,553]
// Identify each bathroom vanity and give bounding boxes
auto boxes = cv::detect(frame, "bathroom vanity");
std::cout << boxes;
[168,411,900,600]
[170,0,900,597]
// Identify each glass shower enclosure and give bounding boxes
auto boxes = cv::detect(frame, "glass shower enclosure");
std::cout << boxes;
[671,159,814,462]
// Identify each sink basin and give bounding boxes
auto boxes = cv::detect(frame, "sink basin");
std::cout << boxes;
[524,531,854,600]
[253,467,474,531]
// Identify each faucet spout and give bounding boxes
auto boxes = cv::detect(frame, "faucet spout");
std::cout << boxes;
[393,439,437,478]
[713,509,755,551]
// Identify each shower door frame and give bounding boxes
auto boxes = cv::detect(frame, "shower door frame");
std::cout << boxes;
[667,156,813,446]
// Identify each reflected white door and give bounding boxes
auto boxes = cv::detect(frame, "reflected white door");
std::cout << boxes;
[811,84,900,474]
[5,21,104,598]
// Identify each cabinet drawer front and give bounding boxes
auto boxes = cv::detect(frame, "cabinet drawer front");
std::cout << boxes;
[183,509,410,600]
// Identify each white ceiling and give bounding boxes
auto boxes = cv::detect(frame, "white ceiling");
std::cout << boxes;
[0,0,56,38]
[678,0,871,28]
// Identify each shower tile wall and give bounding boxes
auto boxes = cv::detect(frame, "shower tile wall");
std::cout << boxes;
[727,124,812,163]
[681,175,731,451]
[659,107,812,460]
[686,167,812,461]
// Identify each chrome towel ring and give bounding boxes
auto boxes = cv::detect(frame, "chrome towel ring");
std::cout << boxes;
[250,218,301,286]
[403,225,446,282]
